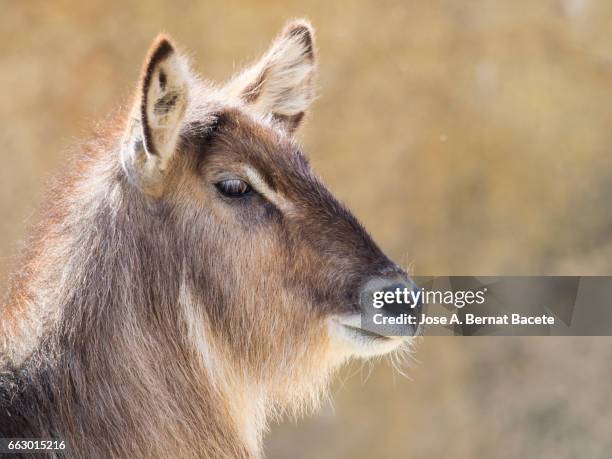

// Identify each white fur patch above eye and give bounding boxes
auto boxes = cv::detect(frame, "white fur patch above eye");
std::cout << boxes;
[243,166,293,213]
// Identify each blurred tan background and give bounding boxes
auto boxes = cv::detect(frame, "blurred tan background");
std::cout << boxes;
[2,1,612,457]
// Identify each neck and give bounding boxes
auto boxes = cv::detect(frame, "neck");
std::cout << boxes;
[1,319,264,457]
[0,143,266,458]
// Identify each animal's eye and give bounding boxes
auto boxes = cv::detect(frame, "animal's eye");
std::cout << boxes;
[215,179,252,198]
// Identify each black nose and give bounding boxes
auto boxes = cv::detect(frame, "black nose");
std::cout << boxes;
[358,277,422,336]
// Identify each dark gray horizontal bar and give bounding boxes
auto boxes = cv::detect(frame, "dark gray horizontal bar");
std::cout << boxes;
[360,276,612,336]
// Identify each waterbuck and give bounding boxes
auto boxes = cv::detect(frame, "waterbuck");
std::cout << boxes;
[0,20,419,458]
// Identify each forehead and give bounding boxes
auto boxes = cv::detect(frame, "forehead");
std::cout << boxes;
[185,107,313,192]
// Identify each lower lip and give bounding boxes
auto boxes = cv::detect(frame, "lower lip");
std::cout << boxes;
[341,324,393,340]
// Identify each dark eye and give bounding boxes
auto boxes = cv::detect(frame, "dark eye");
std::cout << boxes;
[215,179,252,198]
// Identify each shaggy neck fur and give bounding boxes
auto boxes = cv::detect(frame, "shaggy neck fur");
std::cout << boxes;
[0,124,292,458]
[0,21,379,458]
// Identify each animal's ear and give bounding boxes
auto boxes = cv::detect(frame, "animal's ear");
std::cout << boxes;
[121,35,191,195]
[225,20,317,134]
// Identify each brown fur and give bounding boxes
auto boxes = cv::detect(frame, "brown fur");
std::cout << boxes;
[0,21,412,458]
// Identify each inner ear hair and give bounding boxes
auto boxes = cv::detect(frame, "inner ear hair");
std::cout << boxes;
[139,35,189,169]
[121,35,191,196]
[225,19,317,134]
[140,37,176,157]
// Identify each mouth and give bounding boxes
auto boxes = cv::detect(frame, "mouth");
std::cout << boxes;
[341,324,390,340]
[329,314,410,357]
